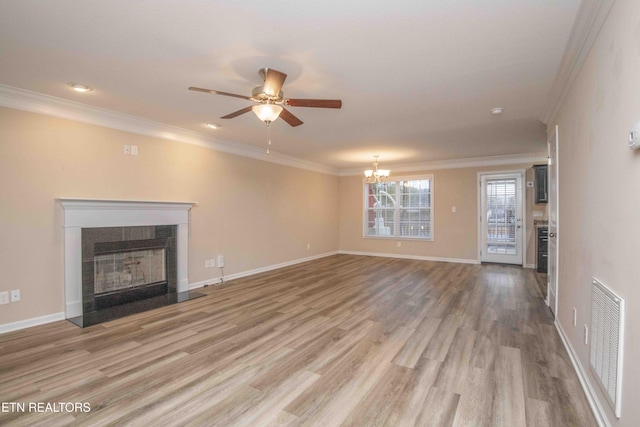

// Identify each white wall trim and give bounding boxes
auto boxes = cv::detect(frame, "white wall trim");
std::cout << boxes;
[338,250,479,265]
[339,152,547,176]
[0,312,66,335]
[189,251,340,289]
[0,252,340,334]
[541,0,616,125]
[0,84,338,176]
[0,84,552,177]
[555,319,610,427]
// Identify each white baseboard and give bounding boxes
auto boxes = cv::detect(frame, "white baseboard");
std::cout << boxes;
[0,252,340,334]
[0,312,66,335]
[338,250,480,265]
[189,251,340,290]
[555,319,610,427]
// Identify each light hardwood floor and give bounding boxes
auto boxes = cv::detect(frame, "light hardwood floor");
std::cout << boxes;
[0,255,596,426]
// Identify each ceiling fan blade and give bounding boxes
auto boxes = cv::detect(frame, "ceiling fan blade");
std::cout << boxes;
[188,87,252,101]
[262,69,287,98]
[285,98,342,109]
[279,108,304,127]
[221,106,253,119]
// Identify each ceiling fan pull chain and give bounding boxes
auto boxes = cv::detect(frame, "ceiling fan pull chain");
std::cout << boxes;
[266,121,272,154]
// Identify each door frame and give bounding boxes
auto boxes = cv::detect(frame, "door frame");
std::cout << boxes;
[477,170,527,266]
[547,125,559,316]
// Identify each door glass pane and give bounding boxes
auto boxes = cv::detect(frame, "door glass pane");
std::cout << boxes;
[486,178,517,255]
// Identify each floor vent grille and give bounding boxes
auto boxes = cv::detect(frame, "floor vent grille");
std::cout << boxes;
[590,277,625,418]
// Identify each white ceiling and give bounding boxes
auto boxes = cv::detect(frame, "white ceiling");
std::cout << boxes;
[0,0,581,170]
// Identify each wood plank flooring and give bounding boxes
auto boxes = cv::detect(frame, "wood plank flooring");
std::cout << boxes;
[0,255,596,426]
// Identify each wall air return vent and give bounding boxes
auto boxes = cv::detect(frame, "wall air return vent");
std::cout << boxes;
[590,277,625,418]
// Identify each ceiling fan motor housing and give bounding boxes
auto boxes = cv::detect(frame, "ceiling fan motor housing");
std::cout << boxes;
[252,86,283,103]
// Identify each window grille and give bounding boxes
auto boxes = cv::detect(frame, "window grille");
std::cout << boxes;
[364,175,433,240]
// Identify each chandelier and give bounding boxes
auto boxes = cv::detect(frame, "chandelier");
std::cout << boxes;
[364,155,390,183]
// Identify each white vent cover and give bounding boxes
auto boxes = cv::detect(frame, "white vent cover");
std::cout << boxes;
[590,277,625,418]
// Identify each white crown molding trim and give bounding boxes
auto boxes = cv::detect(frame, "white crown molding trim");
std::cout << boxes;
[0,312,66,335]
[338,152,548,176]
[541,0,616,125]
[556,320,610,427]
[338,250,480,265]
[189,251,340,289]
[0,84,338,176]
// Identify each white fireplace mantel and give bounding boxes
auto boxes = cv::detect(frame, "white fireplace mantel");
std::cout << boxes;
[59,198,196,318]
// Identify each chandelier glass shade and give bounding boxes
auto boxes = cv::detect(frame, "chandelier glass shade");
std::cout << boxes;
[252,103,283,123]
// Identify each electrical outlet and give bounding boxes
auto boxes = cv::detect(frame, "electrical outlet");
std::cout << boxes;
[217,255,225,268]
[573,307,577,326]
[584,324,589,345]
[124,144,131,155]
[205,260,211,268]
[0,291,8,305]
[210,258,215,268]
[131,145,138,156]
[10,289,20,302]
[397,242,402,248]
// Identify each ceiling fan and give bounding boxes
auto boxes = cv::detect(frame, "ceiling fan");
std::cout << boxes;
[189,68,342,127]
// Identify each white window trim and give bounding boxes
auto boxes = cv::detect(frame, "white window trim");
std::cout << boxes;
[362,174,434,241]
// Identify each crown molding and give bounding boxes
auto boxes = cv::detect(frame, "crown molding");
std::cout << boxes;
[541,0,616,125]
[338,152,548,176]
[0,84,338,176]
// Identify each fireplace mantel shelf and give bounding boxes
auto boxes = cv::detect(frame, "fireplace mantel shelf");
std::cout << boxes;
[58,198,197,209]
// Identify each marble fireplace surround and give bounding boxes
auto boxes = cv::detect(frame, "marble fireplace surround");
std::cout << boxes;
[59,198,195,319]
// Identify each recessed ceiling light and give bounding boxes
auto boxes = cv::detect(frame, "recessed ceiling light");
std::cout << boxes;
[68,83,93,93]
[491,107,504,115]
[206,123,221,129]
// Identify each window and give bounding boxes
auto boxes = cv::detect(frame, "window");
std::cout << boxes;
[364,175,433,240]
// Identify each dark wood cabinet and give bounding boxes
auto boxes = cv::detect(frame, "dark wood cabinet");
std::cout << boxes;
[537,227,548,273]
[533,164,548,204]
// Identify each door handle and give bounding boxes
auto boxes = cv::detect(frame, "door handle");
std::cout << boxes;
[549,232,556,237]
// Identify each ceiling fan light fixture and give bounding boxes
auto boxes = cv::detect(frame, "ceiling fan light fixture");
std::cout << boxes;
[206,123,221,129]
[252,103,283,123]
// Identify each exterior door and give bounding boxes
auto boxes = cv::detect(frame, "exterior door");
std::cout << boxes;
[480,172,524,265]
[547,126,559,316]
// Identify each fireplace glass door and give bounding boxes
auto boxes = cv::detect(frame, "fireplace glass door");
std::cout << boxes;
[94,248,166,295]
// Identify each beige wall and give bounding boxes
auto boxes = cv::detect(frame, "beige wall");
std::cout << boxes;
[339,164,544,265]
[0,107,339,325]
[550,0,640,424]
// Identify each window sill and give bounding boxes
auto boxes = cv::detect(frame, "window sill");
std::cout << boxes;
[363,235,433,242]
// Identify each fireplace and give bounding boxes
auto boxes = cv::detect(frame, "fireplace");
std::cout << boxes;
[59,199,201,327]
